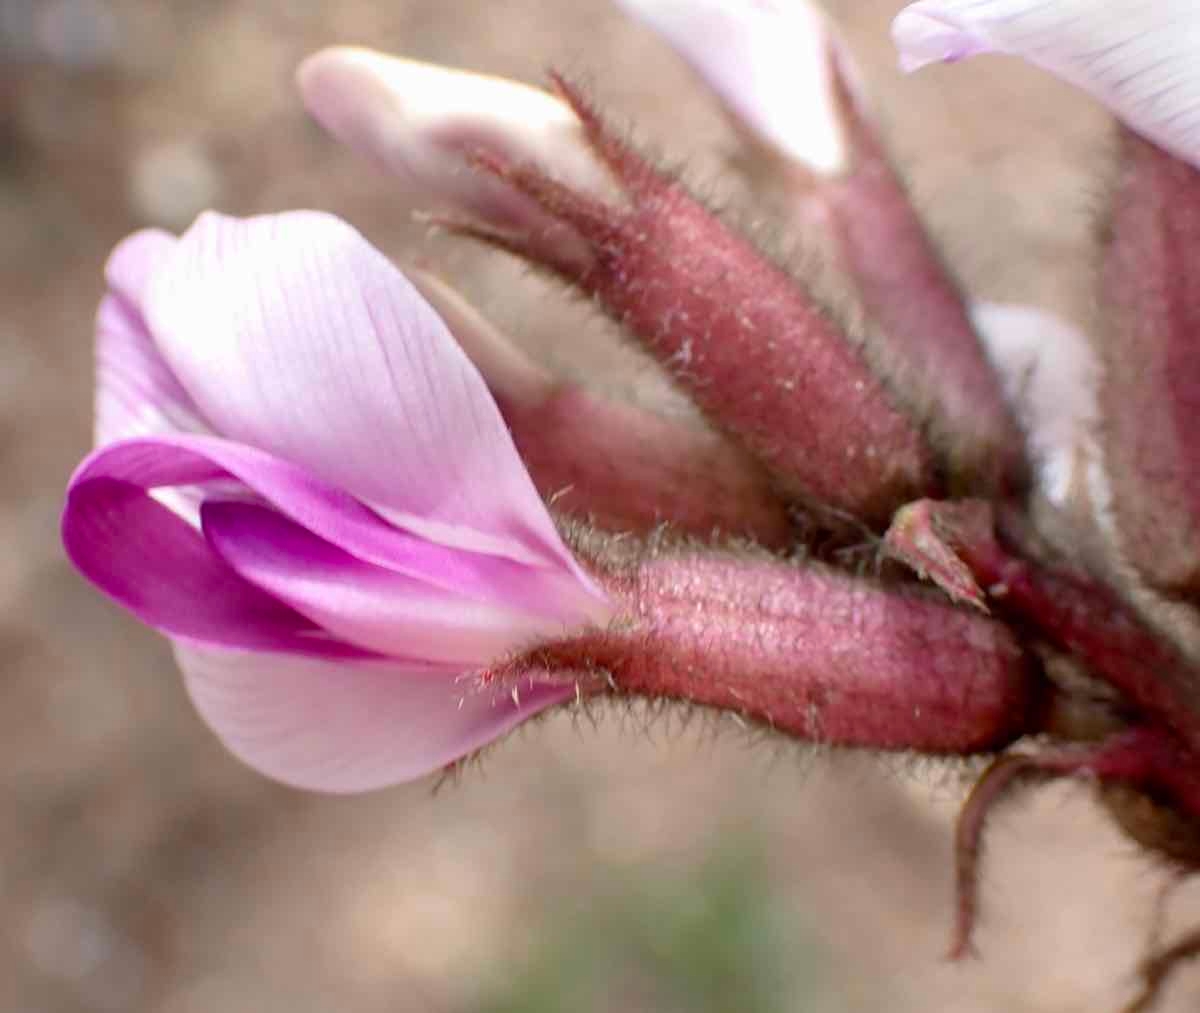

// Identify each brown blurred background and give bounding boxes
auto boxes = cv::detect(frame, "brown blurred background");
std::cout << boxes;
[2,1,1197,1010]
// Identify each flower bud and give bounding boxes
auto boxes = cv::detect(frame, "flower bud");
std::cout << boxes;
[297,47,620,275]
[624,0,1024,495]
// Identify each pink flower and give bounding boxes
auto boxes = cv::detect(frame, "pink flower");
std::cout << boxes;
[892,0,1200,169]
[62,210,612,792]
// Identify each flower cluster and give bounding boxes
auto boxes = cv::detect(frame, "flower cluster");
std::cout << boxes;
[61,1,1200,1008]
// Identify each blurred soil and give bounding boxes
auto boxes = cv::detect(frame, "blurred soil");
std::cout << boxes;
[2,1,1199,1011]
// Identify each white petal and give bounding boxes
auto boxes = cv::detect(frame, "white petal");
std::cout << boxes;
[894,0,1200,169]
[615,0,852,174]
[970,301,1099,506]
[297,47,617,247]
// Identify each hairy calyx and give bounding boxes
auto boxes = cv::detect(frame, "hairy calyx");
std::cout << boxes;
[497,541,1037,755]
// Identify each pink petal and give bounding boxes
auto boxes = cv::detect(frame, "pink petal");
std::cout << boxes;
[893,0,1200,169]
[177,642,573,792]
[62,475,365,657]
[70,435,610,626]
[201,500,588,664]
[96,230,209,445]
[107,227,175,305]
[615,0,851,173]
[141,210,587,577]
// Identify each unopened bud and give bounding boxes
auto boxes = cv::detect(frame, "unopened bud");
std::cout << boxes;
[297,48,619,274]
[468,75,940,528]
[621,0,1023,495]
